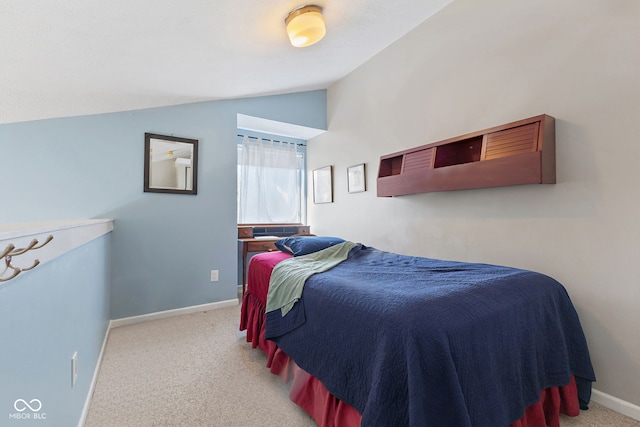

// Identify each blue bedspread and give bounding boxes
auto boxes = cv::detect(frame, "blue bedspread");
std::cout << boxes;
[265,246,595,427]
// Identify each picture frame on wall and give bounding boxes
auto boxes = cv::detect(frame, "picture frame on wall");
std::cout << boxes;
[313,165,333,203]
[347,163,366,193]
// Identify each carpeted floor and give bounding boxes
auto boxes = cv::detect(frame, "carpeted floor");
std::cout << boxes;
[85,305,639,427]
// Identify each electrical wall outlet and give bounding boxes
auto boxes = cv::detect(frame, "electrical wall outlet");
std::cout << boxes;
[210,270,219,282]
[71,352,78,387]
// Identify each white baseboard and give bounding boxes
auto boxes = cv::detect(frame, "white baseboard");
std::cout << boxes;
[109,299,239,329]
[592,388,640,422]
[77,321,111,427]
[77,299,238,426]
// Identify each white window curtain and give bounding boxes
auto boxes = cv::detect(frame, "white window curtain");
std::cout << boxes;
[237,136,303,224]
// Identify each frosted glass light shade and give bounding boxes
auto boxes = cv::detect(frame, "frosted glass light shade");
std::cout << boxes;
[285,5,326,48]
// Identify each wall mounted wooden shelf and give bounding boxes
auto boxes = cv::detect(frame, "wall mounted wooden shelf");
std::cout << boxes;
[377,114,555,197]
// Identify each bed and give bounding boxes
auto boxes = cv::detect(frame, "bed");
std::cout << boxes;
[239,237,595,427]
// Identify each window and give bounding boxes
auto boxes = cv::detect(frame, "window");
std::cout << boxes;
[237,135,306,224]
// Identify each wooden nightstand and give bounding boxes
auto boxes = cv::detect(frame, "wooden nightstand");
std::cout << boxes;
[238,237,279,294]
[237,225,310,295]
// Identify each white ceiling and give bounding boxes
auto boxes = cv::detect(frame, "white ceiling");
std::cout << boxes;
[0,0,452,126]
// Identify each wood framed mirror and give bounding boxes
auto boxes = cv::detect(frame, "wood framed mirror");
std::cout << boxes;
[144,133,198,195]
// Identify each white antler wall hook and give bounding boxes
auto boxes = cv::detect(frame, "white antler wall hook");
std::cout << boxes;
[0,235,53,283]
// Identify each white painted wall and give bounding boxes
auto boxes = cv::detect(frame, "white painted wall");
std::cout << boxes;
[150,158,176,188]
[308,0,640,409]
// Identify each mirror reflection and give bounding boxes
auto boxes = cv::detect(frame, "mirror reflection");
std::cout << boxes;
[144,133,198,194]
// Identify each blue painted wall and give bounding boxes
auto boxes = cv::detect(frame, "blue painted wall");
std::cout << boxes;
[0,234,111,426]
[0,90,326,318]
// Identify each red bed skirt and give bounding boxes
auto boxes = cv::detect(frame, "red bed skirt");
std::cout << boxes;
[240,291,581,427]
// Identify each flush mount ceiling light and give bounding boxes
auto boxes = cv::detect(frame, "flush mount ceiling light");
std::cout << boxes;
[285,5,326,48]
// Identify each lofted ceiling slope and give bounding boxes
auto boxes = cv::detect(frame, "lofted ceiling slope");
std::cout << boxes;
[0,0,453,125]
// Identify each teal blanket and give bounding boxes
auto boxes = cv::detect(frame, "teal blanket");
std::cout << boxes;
[265,241,359,316]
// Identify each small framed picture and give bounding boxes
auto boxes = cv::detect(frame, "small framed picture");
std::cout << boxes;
[347,163,366,193]
[313,165,333,203]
